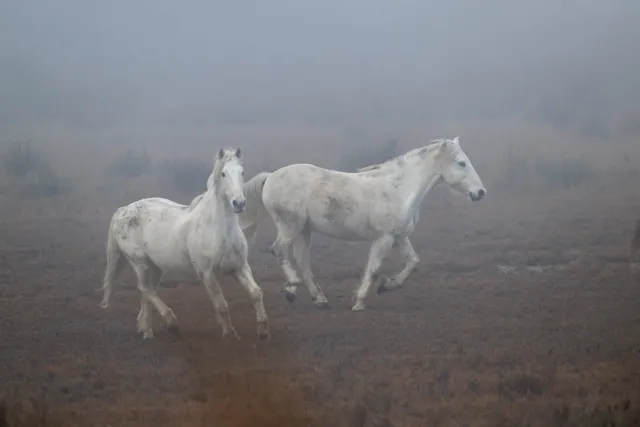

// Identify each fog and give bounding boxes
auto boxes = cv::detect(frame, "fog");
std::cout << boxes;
[1,1,639,139]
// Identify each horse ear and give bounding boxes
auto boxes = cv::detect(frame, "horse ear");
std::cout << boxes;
[235,147,242,159]
[452,136,460,144]
[217,148,225,160]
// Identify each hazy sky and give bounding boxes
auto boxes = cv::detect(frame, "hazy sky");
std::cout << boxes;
[1,1,638,134]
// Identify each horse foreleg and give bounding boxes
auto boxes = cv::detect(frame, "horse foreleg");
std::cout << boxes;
[378,236,419,294]
[352,235,394,311]
[243,223,258,248]
[234,263,270,340]
[202,271,239,340]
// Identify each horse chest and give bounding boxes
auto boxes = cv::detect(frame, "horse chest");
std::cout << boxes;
[191,233,244,273]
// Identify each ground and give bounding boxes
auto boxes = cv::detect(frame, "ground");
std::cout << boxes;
[1,184,640,427]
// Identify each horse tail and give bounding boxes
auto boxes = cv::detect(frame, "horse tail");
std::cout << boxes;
[240,172,271,246]
[100,213,126,309]
[630,219,640,262]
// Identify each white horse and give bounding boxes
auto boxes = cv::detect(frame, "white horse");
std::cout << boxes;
[99,147,270,340]
[241,137,486,311]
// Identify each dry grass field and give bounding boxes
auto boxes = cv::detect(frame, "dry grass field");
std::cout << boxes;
[1,123,640,426]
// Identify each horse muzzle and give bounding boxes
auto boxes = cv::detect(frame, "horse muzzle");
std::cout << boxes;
[469,188,486,202]
[232,198,246,213]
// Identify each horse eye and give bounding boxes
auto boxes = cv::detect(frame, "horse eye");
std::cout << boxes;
[221,172,226,178]
[458,161,467,167]
[242,171,244,176]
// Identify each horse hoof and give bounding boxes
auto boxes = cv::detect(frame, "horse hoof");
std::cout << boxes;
[167,323,180,335]
[352,300,366,311]
[315,301,331,310]
[377,277,390,294]
[224,330,241,341]
[285,292,296,303]
[142,330,155,340]
[257,323,271,340]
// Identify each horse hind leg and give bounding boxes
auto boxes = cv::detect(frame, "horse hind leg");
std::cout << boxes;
[292,229,329,309]
[132,259,177,339]
[378,236,419,295]
[147,263,179,333]
[130,261,155,339]
[269,219,305,304]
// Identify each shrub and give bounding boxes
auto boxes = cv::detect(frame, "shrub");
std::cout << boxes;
[1,140,69,197]
[108,148,151,178]
[495,145,598,192]
[157,157,212,194]
[533,155,597,189]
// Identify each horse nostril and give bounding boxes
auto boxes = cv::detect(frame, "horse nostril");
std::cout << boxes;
[478,189,486,198]
[233,199,246,209]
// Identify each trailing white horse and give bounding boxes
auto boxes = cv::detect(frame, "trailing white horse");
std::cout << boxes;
[100,147,270,340]
[241,137,486,311]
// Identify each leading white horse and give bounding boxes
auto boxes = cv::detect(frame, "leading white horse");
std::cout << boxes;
[241,137,486,311]
[99,147,270,340]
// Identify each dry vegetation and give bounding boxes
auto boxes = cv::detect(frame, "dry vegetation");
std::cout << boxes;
[1,121,640,426]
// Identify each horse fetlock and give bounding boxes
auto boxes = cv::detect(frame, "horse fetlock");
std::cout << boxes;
[269,244,281,258]
[222,325,241,340]
[314,300,331,310]
[282,281,298,303]
[352,299,366,311]
[164,311,178,327]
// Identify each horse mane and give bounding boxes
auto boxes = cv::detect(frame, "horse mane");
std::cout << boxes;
[356,139,446,174]
[188,193,205,211]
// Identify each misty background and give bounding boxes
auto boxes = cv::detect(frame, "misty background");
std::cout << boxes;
[1,0,639,143]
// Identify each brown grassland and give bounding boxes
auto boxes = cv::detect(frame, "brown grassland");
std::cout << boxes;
[1,121,640,426]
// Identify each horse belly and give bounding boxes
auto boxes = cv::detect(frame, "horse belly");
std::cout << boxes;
[309,214,372,241]
[147,250,199,280]
[159,267,200,284]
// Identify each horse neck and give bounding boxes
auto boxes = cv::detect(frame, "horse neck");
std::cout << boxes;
[194,187,239,230]
[395,155,442,215]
